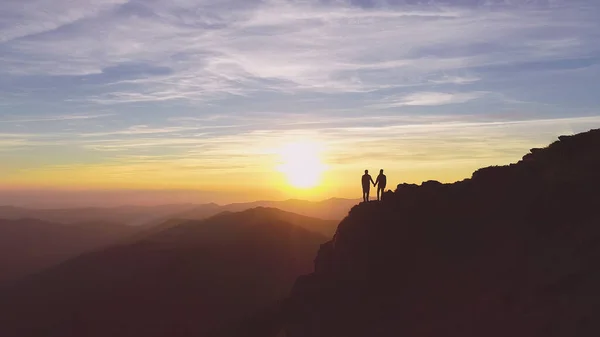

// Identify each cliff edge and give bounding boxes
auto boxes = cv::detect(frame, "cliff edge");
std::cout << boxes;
[278,129,600,337]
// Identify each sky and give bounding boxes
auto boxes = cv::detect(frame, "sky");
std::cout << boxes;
[1,0,600,205]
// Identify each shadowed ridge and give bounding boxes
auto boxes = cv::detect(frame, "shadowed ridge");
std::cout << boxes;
[253,128,600,337]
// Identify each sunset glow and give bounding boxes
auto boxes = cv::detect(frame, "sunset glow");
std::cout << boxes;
[0,0,599,206]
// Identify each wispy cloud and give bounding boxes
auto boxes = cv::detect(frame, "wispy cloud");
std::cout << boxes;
[0,0,128,44]
[374,91,487,107]
[429,76,481,85]
[79,125,201,137]
[0,113,114,123]
[2,0,598,102]
[9,114,600,175]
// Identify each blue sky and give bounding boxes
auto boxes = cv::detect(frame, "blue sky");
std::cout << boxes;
[1,0,600,203]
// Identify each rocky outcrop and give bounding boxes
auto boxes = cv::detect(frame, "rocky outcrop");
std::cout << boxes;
[279,129,600,337]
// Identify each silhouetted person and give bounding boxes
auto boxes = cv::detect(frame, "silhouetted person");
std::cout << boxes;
[362,170,375,202]
[375,169,387,201]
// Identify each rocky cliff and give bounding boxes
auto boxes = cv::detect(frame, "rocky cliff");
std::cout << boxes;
[278,129,600,337]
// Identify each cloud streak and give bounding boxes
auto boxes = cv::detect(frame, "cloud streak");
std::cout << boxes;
[0,113,114,123]
[374,91,487,107]
[0,0,128,44]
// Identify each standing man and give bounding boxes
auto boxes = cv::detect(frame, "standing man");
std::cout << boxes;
[375,169,387,201]
[362,170,375,202]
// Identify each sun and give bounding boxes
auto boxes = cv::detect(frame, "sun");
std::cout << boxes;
[277,141,326,189]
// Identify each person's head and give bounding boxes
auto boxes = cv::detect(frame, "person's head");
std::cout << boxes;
[365,169,368,174]
[380,169,384,174]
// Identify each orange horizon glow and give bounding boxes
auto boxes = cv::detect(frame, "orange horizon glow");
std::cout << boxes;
[2,121,598,206]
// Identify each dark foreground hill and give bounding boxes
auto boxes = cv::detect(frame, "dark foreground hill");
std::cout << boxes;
[0,208,328,337]
[0,219,139,286]
[243,129,600,337]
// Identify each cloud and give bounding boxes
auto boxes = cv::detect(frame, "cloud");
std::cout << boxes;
[1,0,598,102]
[0,113,114,123]
[29,116,600,182]
[79,125,203,138]
[374,91,487,107]
[429,76,481,85]
[0,0,599,194]
[0,0,129,43]
[0,138,29,149]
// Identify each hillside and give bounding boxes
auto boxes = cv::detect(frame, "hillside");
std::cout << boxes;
[0,208,329,337]
[248,129,600,337]
[0,219,139,286]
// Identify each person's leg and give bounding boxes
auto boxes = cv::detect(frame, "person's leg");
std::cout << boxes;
[377,187,382,201]
[366,189,370,201]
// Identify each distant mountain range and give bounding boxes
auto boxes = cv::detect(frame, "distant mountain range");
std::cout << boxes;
[0,198,357,226]
[0,218,140,286]
[189,198,359,221]
[0,204,197,226]
[0,207,332,337]
[0,196,348,292]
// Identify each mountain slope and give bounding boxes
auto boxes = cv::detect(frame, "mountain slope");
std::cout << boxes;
[0,208,328,337]
[0,219,139,286]
[269,129,600,337]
